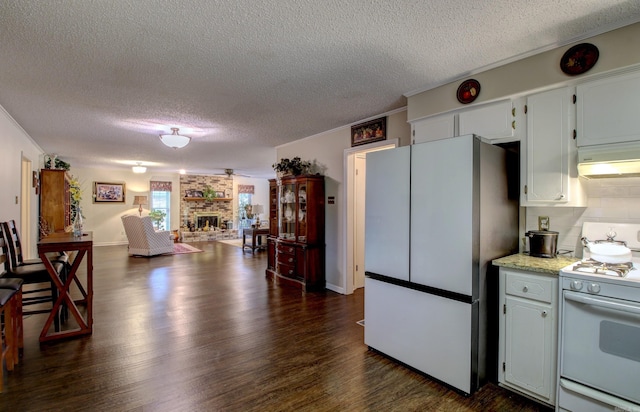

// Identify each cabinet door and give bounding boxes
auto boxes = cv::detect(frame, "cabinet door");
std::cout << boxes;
[268,180,278,236]
[577,69,640,147]
[504,296,554,401]
[278,181,296,240]
[459,99,515,142]
[411,113,456,144]
[522,87,585,206]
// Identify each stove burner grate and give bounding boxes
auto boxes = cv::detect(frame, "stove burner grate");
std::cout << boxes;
[571,259,634,277]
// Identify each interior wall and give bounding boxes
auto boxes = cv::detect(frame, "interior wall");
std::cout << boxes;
[276,109,411,291]
[0,105,44,259]
[70,167,270,246]
[69,167,181,246]
[407,22,640,122]
[525,177,640,256]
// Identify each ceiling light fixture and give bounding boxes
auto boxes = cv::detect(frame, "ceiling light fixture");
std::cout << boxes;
[132,162,147,173]
[159,127,191,149]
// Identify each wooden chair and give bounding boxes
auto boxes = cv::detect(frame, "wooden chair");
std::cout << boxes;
[0,277,23,357]
[0,222,65,317]
[0,287,21,392]
[3,220,69,268]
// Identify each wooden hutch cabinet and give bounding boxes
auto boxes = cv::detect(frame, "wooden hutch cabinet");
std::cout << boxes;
[266,175,325,292]
[39,169,71,234]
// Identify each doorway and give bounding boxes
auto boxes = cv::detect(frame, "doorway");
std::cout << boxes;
[343,139,398,295]
[20,156,32,258]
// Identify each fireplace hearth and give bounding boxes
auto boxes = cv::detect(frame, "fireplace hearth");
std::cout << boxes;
[194,212,219,230]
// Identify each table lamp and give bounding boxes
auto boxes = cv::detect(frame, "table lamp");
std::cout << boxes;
[133,196,148,216]
[253,204,264,226]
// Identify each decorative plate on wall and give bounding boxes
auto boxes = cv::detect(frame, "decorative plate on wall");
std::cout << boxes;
[560,43,599,76]
[457,79,481,104]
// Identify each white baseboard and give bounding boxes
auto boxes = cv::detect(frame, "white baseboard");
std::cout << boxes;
[325,282,345,295]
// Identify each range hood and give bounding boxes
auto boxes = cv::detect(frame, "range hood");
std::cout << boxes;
[578,142,640,178]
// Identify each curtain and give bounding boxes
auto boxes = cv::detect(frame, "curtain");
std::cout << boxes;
[238,184,254,194]
[150,181,172,192]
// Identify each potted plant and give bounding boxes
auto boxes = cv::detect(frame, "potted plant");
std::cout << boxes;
[272,156,312,177]
[202,185,216,201]
[148,210,166,230]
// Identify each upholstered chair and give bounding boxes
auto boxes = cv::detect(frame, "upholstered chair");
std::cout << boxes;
[121,215,174,256]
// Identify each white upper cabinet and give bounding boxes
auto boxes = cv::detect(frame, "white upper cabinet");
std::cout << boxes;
[458,99,516,142]
[577,69,640,147]
[522,87,586,207]
[411,113,456,144]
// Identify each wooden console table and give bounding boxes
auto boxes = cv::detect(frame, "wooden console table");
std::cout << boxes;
[37,231,93,342]
[242,228,269,253]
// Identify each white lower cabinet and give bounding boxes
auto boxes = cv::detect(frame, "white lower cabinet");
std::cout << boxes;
[498,268,558,406]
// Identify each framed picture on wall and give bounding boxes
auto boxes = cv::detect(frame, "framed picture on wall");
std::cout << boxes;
[351,117,386,147]
[93,182,126,203]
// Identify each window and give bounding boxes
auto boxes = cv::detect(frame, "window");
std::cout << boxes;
[238,184,255,230]
[150,181,172,231]
[238,193,253,229]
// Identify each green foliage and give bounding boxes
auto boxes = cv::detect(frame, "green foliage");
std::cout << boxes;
[272,156,312,176]
[148,210,166,229]
[44,157,71,170]
[202,185,216,201]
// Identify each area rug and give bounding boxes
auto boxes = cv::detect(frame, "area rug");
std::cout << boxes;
[216,238,243,248]
[172,243,203,254]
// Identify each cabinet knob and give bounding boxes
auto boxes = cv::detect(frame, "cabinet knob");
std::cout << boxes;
[522,285,528,293]
[288,257,293,263]
[541,310,548,317]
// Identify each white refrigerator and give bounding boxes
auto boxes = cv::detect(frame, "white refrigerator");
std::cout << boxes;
[364,134,518,394]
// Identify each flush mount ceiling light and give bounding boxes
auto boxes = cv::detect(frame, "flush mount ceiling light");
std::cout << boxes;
[159,127,191,149]
[132,162,147,173]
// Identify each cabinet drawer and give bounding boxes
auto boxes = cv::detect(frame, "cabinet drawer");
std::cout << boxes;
[277,253,295,265]
[277,262,296,278]
[278,244,296,255]
[505,271,554,303]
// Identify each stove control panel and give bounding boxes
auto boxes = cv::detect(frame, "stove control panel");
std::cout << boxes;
[587,283,601,294]
[570,280,583,291]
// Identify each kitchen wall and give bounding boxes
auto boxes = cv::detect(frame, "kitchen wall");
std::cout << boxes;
[525,177,640,257]
[407,22,640,122]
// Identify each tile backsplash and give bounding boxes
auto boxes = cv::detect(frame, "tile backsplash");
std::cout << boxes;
[524,177,640,257]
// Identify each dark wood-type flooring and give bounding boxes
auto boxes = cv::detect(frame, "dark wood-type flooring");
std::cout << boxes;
[2,241,550,411]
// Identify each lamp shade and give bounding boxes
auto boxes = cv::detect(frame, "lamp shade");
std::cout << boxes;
[133,195,148,216]
[159,127,191,149]
[252,204,264,215]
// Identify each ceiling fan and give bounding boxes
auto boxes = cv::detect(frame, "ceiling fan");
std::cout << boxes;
[214,168,250,178]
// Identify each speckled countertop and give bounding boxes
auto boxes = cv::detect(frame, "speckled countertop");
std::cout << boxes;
[492,253,580,275]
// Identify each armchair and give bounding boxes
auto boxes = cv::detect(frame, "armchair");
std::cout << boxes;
[121,215,174,256]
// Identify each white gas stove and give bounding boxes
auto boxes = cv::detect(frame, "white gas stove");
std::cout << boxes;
[560,222,640,297]
[558,222,640,412]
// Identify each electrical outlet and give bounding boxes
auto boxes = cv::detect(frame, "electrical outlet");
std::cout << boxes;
[538,216,550,231]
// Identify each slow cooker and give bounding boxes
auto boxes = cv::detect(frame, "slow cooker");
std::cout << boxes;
[526,230,559,258]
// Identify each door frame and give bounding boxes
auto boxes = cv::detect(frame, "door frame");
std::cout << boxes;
[342,138,398,295]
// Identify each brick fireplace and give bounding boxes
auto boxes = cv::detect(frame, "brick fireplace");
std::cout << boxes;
[180,175,234,229]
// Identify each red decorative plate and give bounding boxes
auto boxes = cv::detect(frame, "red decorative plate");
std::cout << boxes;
[457,79,480,104]
[560,43,599,76]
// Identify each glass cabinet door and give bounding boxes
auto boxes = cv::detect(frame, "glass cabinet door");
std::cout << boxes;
[297,182,307,242]
[279,182,296,240]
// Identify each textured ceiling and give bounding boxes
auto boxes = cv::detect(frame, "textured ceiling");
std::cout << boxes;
[1,1,639,178]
